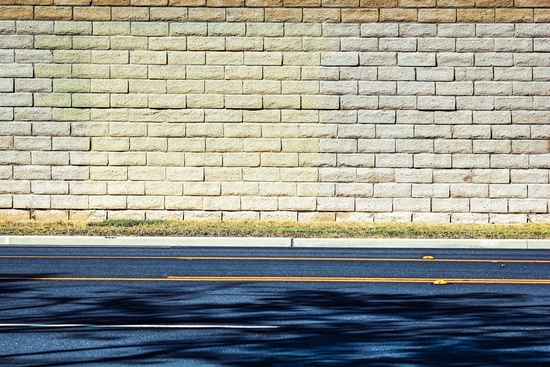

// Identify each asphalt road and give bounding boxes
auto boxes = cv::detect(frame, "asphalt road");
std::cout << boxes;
[2,246,550,366]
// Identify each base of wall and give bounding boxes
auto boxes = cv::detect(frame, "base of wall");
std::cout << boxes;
[2,209,549,224]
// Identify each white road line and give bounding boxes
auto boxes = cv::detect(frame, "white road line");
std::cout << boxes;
[0,323,278,329]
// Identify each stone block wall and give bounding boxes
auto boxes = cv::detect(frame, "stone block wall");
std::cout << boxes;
[0,1,549,223]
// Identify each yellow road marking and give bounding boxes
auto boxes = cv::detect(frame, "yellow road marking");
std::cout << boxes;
[1,276,550,284]
[1,255,550,263]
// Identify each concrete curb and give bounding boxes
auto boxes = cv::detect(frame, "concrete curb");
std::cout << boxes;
[292,238,532,249]
[1,236,550,249]
[0,236,291,247]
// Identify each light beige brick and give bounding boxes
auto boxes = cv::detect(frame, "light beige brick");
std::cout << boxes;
[52,166,90,180]
[13,195,50,209]
[109,36,148,50]
[471,198,508,213]
[149,94,186,109]
[298,153,336,167]
[204,167,242,181]
[243,167,280,182]
[149,37,187,51]
[51,137,90,151]
[128,109,166,123]
[203,196,240,211]
[70,152,109,166]
[108,152,146,166]
[224,123,261,138]
[128,167,166,181]
[72,36,110,50]
[393,198,431,212]
[318,167,356,182]
[184,182,220,196]
[511,169,549,184]
[317,197,355,212]
[34,93,70,108]
[130,50,167,65]
[31,181,68,195]
[129,80,166,94]
[54,79,90,93]
[168,51,205,65]
[225,65,262,80]
[187,94,224,109]
[225,95,262,109]
[70,182,107,195]
[222,152,260,167]
[489,184,527,198]
[90,196,126,210]
[165,196,202,210]
[185,152,223,166]
[472,169,510,184]
[91,50,129,64]
[242,80,280,95]
[35,35,71,50]
[107,210,145,220]
[260,153,297,167]
[131,22,169,37]
[263,95,301,109]
[14,136,51,151]
[186,123,222,137]
[108,182,145,195]
[222,182,258,196]
[451,184,488,198]
[263,66,301,80]
[240,196,276,211]
[90,167,127,181]
[127,196,164,210]
[54,50,91,64]
[111,94,148,108]
[374,183,412,198]
[279,196,316,211]
[15,167,50,181]
[108,122,146,137]
[0,151,31,165]
[73,94,110,108]
[257,182,294,197]
[356,198,393,212]
[282,110,319,123]
[262,124,299,138]
[32,152,70,166]
[260,211,297,221]
[110,65,148,79]
[0,180,30,195]
[452,154,490,169]
[92,137,129,152]
[0,195,11,209]
[188,37,225,51]
[145,211,183,220]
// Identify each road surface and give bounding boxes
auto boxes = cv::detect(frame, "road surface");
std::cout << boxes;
[1,245,550,366]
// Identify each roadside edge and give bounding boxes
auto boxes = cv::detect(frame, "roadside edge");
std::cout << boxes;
[2,236,550,248]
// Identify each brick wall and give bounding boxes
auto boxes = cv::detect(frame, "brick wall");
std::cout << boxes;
[0,2,549,223]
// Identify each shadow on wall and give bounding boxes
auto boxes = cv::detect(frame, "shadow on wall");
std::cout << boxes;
[1,278,550,366]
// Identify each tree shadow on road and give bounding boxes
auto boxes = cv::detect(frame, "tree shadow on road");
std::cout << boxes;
[1,277,550,366]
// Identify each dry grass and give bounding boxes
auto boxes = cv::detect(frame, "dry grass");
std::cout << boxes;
[1,220,550,239]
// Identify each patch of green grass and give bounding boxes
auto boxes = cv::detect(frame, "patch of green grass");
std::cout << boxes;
[1,220,550,239]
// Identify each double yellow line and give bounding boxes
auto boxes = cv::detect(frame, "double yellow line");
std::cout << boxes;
[1,276,550,285]
[2,255,550,263]
[3,255,550,284]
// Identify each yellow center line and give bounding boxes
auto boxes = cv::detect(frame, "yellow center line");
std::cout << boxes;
[1,276,550,284]
[1,255,550,263]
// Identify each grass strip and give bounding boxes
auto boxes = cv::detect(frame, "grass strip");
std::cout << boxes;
[1,220,550,239]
